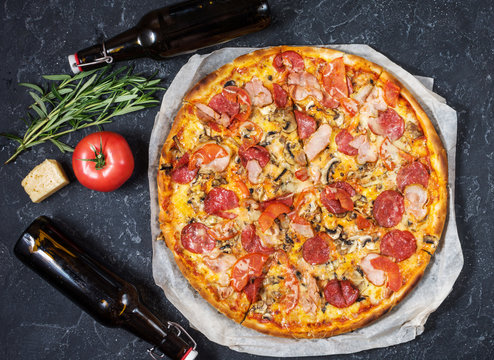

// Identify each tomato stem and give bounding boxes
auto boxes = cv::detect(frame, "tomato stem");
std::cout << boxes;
[78,136,106,170]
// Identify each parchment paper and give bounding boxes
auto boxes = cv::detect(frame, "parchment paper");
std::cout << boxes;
[148,45,462,357]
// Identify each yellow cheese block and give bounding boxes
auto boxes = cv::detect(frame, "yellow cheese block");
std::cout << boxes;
[21,159,69,203]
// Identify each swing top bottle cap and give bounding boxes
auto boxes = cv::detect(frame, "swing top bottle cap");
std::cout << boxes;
[68,54,80,74]
[181,348,198,360]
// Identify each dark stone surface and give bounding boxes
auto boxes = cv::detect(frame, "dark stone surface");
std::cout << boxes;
[0,0,493,359]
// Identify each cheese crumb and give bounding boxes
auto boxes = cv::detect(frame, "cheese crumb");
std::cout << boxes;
[21,159,69,203]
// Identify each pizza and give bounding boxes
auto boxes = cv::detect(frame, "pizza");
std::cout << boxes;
[157,46,448,338]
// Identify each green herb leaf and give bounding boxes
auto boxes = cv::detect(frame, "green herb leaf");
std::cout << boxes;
[19,83,44,94]
[1,66,164,163]
[42,74,72,81]
[49,138,74,153]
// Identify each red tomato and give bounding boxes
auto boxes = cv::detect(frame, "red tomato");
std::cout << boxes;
[72,131,134,192]
[258,202,291,232]
[231,253,268,292]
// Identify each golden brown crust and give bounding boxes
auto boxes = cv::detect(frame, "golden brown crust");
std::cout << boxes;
[156,46,448,339]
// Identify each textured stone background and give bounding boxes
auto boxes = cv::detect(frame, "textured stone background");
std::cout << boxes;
[0,0,493,359]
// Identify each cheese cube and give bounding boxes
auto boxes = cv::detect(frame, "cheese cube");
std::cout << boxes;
[21,159,69,203]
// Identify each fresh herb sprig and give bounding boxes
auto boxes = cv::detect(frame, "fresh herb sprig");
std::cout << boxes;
[1,66,163,164]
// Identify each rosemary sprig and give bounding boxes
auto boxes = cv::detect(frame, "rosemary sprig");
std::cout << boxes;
[1,66,163,164]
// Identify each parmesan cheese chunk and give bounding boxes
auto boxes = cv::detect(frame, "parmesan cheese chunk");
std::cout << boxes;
[21,159,69,203]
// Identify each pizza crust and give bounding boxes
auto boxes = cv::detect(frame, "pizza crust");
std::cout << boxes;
[156,46,448,339]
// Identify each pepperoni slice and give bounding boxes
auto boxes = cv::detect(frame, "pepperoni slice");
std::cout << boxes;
[302,235,330,265]
[181,223,216,254]
[170,153,198,184]
[273,83,288,107]
[331,181,356,197]
[238,145,270,168]
[396,161,430,192]
[321,57,348,100]
[372,190,404,228]
[384,80,401,107]
[370,256,402,291]
[231,253,268,292]
[243,276,264,302]
[258,202,291,232]
[273,51,305,73]
[321,183,354,214]
[204,187,239,219]
[335,130,358,156]
[208,93,239,118]
[369,108,405,141]
[324,279,359,308]
[241,224,274,254]
[294,110,317,140]
[380,230,417,262]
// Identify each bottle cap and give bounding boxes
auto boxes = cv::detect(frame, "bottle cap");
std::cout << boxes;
[182,349,198,360]
[68,54,81,74]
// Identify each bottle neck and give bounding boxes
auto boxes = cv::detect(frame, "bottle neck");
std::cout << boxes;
[74,27,147,71]
[122,303,193,360]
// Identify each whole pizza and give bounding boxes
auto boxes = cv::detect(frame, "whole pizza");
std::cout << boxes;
[157,46,448,338]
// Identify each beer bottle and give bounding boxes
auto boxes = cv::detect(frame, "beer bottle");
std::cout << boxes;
[14,216,198,360]
[68,0,271,73]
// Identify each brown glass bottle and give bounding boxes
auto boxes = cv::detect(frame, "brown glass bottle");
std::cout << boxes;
[14,216,197,360]
[68,0,271,73]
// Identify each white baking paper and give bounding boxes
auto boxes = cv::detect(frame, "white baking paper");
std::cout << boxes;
[148,45,462,357]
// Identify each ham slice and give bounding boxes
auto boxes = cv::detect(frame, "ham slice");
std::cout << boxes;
[349,135,377,164]
[359,87,387,128]
[288,71,321,89]
[287,71,325,103]
[195,103,230,128]
[191,143,231,172]
[304,124,332,161]
[360,253,386,286]
[246,159,263,184]
[352,84,373,104]
[203,155,229,172]
[204,254,237,273]
[379,138,413,170]
[404,184,428,221]
[244,76,273,107]
[288,85,323,102]
[289,213,314,238]
[299,273,320,315]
